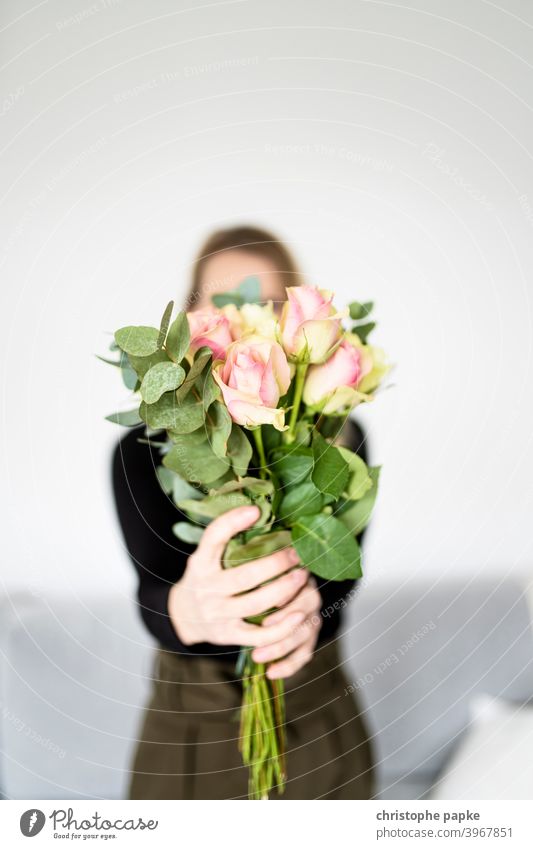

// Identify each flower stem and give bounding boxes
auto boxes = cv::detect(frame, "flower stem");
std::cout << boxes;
[287,362,308,441]
[253,427,267,478]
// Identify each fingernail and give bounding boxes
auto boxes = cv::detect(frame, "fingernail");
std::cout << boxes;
[291,568,307,582]
[291,612,306,626]
[288,548,300,564]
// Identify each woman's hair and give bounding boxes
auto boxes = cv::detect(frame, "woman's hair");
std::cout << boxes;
[187,224,303,307]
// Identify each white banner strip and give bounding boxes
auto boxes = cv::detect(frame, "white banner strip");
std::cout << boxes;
[1,799,532,848]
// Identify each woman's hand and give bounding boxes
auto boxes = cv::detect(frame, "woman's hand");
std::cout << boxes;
[251,576,322,679]
[168,505,310,650]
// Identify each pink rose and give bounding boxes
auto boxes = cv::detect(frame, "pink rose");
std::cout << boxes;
[280,286,343,363]
[187,309,233,359]
[213,335,290,430]
[303,338,372,414]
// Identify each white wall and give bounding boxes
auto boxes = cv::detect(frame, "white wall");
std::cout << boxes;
[1,0,532,599]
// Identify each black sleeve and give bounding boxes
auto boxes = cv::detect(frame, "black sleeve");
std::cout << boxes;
[111,426,240,657]
[315,416,369,643]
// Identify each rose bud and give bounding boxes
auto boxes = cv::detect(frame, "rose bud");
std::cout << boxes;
[187,309,233,359]
[279,286,343,363]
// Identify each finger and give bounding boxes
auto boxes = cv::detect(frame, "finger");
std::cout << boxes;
[251,618,315,664]
[233,611,306,647]
[229,568,308,619]
[196,505,260,567]
[222,547,300,595]
[266,641,316,680]
[262,581,321,626]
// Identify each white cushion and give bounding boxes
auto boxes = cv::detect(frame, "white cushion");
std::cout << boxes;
[430,696,533,800]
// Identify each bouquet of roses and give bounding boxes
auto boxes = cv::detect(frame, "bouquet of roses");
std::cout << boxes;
[102,279,389,799]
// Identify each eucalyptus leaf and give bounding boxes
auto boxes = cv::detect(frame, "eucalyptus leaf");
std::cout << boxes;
[178,491,251,521]
[155,465,175,494]
[120,353,138,391]
[140,362,185,404]
[227,425,252,477]
[291,513,362,581]
[348,300,374,320]
[105,409,143,427]
[165,311,190,363]
[207,401,232,458]
[96,354,120,367]
[140,391,205,433]
[223,529,292,570]
[238,275,261,303]
[162,434,231,484]
[128,348,170,379]
[158,300,174,348]
[115,325,160,357]
[198,367,221,409]
[209,477,273,497]
[175,347,212,401]
[352,321,376,343]
[211,275,261,308]
[311,432,349,499]
[172,522,204,544]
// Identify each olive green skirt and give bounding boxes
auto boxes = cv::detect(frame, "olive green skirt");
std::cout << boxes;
[128,640,375,800]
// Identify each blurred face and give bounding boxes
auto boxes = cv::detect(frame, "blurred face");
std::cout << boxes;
[196,248,287,313]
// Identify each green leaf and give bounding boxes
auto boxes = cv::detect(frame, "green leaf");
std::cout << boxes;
[163,433,231,484]
[272,447,313,487]
[337,446,373,501]
[353,321,376,343]
[172,522,204,544]
[128,348,170,379]
[115,325,160,357]
[156,465,203,502]
[211,275,261,308]
[175,347,212,401]
[198,367,221,410]
[157,300,174,348]
[291,514,362,581]
[120,352,138,391]
[105,409,143,427]
[96,354,120,367]
[140,391,205,433]
[140,362,185,404]
[210,477,273,497]
[348,300,374,320]
[165,311,190,363]
[278,481,323,524]
[238,275,261,303]
[155,465,175,494]
[311,433,349,499]
[223,530,292,569]
[178,491,251,522]
[207,401,232,458]
[338,466,381,536]
[227,425,252,477]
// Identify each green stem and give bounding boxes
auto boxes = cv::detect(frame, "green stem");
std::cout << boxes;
[287,362,309,441]
[253,427,267,479]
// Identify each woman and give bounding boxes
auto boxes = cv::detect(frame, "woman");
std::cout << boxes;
[112,225,375,799]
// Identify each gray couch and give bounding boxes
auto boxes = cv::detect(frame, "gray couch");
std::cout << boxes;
[1,578,532,799]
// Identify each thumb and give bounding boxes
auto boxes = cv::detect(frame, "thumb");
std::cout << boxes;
[192,505,260,571]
